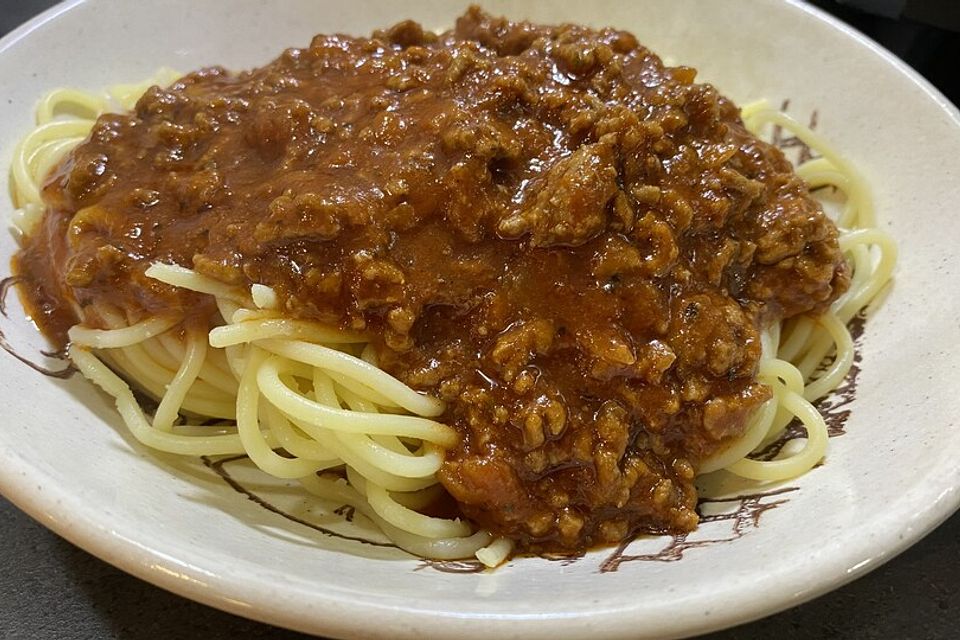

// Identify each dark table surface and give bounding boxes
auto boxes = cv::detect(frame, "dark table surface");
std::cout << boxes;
[1,1,958,639]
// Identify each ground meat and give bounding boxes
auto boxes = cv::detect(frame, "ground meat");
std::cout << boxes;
[15,7,849,552]
[497,139,620,246]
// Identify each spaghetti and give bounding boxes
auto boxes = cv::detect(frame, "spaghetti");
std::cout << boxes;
[7,36,895,565]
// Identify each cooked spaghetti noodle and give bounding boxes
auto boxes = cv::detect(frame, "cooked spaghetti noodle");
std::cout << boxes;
[7,13,896,565]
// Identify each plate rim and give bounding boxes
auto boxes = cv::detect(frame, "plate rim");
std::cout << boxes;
[0,0,958,638]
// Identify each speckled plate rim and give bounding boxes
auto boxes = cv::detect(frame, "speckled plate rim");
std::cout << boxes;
[0,1,958,639]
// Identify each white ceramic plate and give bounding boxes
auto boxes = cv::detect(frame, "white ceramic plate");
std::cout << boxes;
[1,1,958,638]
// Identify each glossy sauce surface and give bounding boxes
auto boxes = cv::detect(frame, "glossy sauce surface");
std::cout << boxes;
[16,8,848,551]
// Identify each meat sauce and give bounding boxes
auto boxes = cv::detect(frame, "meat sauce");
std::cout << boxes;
[15,8,848,551]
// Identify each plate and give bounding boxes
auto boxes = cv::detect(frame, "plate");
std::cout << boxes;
[1,1,958,638]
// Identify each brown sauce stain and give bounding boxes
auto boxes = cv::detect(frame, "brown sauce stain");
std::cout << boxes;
[771,99,819,164]
[0,275,75,379]
[413,559,487,574]
[201,454,396,550]
[599,487,799,572]
[333,504,357,522]
[752,311,866,461]
[539,550,587,566]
